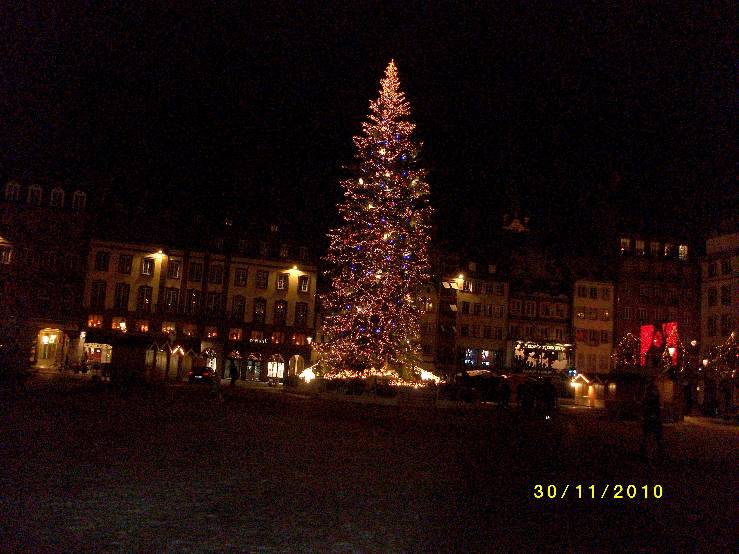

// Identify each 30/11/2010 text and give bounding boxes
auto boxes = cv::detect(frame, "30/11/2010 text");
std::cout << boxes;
[533,484,663,500]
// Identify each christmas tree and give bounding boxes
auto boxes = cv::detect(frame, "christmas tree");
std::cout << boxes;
[320,60,432,376]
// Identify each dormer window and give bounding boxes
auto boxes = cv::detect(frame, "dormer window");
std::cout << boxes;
[4,181,20,202]
[50,188,65,208]
[72,191,87,211]
[27,184,42,206]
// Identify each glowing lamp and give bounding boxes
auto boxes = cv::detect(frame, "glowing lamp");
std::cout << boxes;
[690,340,697,347]
[292,265,297,270]
[668,347,676,357]
[299,367,315,384]
[157,249,163,255]
[702,359,708,368]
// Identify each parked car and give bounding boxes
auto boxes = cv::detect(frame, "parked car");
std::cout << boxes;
[188,366,215,384]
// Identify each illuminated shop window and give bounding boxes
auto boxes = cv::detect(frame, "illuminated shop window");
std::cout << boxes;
[87,314,103,328]
[464,348,477,366]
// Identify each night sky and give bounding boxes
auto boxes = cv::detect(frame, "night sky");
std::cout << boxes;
[1,2,733,248]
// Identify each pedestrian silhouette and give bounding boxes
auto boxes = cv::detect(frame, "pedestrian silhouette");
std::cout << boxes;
[640,381,664,461]
[499,380,511,408]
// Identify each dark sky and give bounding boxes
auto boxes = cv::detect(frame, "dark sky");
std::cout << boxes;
[1,2,734,247]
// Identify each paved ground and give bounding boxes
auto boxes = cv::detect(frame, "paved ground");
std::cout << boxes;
[0,379,736,552]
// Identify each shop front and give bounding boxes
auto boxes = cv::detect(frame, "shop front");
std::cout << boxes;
[511,340,573,374]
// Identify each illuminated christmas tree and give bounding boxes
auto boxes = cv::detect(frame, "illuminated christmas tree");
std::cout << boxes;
[320,60,432,376]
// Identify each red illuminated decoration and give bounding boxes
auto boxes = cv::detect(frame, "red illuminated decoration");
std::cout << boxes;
[319,61,432,376]
[640,322,679,367]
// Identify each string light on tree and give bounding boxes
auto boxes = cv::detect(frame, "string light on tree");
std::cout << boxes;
[319,60,432,377]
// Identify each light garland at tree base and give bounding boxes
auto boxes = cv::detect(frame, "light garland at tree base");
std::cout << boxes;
[320,365,444,388]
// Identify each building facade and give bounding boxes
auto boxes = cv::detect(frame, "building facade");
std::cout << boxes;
[0,180,92,371]
[613,234,700,371]
[572,279,614,375]
[82,237,317,380]
[701,231,738,353]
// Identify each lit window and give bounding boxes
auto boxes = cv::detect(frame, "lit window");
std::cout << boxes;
[276,273,289,291]
[206,327,218,338]
[250,330,265,342]
[137,321,149,333]
[678,245,688,261]
[464,348,477,366]
[112,317,127,332]
[619,237,631,252]
[141,257,154,276]
[299,275,310,293]
[635,240,645,255]
[256,270,269,289]
[271,331,285,344]
[229,328,242,341]
[162,322,176,334]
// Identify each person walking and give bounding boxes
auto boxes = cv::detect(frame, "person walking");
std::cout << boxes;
[499,379,511,408]
[640,381,664,461]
